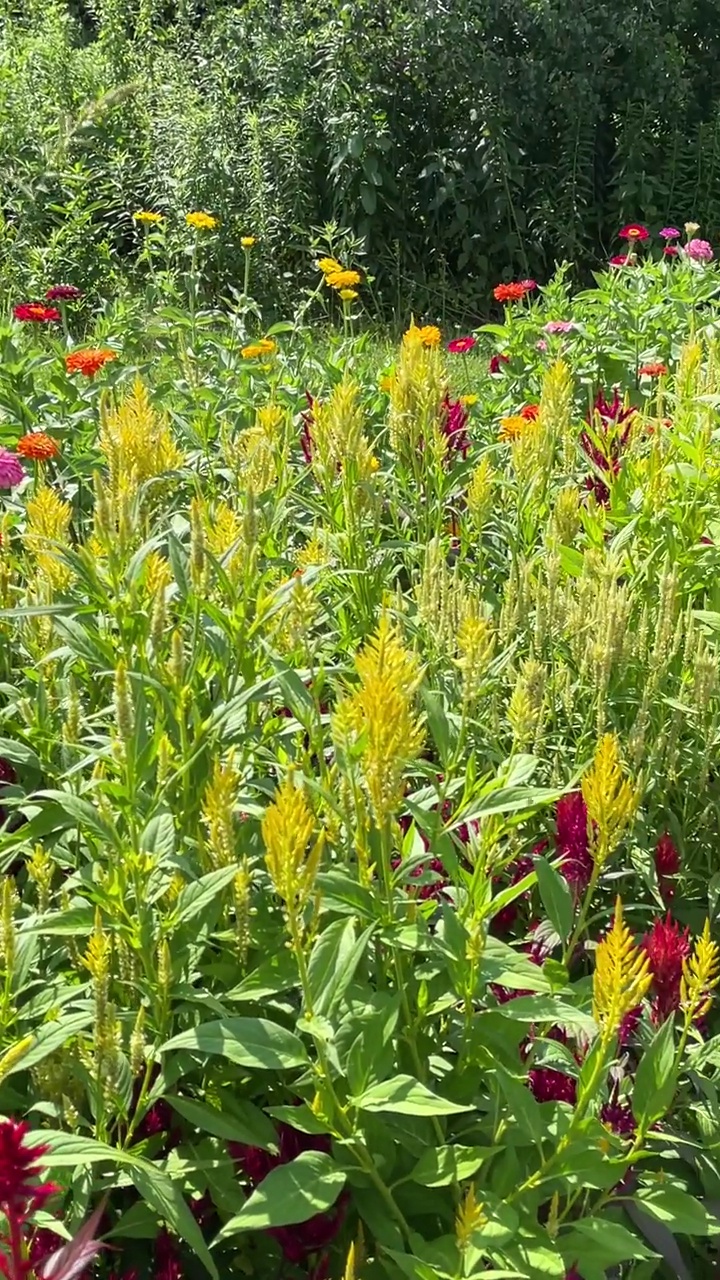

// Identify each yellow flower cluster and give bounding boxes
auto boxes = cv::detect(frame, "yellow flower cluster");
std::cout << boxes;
[403,322,441,348]
[186,211,218,231]
[593,897,651,1038]
[133,210,164,225]
[499,414,528,442]
[99,377,184,501]
[241,236,256,249]
[317,256,362,298]
[241,338,277,359]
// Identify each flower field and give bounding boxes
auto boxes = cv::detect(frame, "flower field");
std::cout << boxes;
[3,220,720,1280]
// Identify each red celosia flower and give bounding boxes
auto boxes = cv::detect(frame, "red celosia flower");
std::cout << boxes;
[581,388,636,504]
[492,855,534,933]
[15,433,59,463]
[493,282,528,303]
[12,303,61,323]
[642,913,690,1023]
[64,349,116,378]
[489,353,510,374]
[663,245,679,258]
[609,254,633,267]
[520,403,540,420]
[564,1270,583,1280]
[619,223,650,241]
[619,1005,641,1045]
[555,792,593,895]
[528,1066,577,1104]
[601,1098,636,1136]
[638,363,668,378]
[0,1120,58,1220]
[447,335,477,355]
[155,1230,183,1280]
[440,393,471,458]
[45,284,82,302]
[655,832,680,880]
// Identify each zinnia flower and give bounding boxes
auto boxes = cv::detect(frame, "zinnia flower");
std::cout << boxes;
[12,303,61,323]
[241,236,256,248]
[544,320,575,334]
[493,282,527,303]
[684,238,714,262]
[186,211,217,231]
[412,324,441,347]
[489,353,510,374]
[133,210,164,224]
[659,227,680,240]
[317,257,343,275]
[643,913,690,1023]
[618,223,649,241]
[520,278,538,291]
[15,432,59,462]
[663,245,680,258]
[638,362,668,377]
[0,1119,58,1219]
[339,288,358,301]
[499,414,529,442]
[521,403,540,420]
[242,338,276,359]
[555,791,593,895]
[324,269,362,291]
[65,348,116,378]
[45,284,82,302]
[0,449,25,489]
[685,221,700,237]
[609,254,633,267]
[447,335,477,354]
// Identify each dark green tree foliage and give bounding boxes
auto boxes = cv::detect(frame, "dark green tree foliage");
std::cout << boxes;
[2,0,720,314]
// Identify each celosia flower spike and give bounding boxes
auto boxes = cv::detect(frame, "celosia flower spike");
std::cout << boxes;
[582,733,638,866]
[681,919,720,1022]
[262,772,324,913]
[593,897,652,1037]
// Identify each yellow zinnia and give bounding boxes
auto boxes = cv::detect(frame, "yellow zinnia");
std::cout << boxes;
[242,344,264,359]
[499,414,528,441]
[241,236,256,248]
[325,269,362,290]
[257,338,277,355]
[133,210,164,224]
[186,211,218,231]
[317,256,343,275]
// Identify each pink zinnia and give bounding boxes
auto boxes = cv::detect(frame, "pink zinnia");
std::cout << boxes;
[544,320,575,334]
[684,238,714,262]
[609,254,633,267]
[45,284,82,302]
[643,913,690,1023]
[659,227,680,240]
[520,278,538,292]
[0,449,25,490]
[447,335,476,354]
[664,245,680,257]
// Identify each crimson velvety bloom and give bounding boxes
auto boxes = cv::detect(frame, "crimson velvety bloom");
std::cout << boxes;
[440,393,471,458]
[638,362,668,378]
[489,353,510,374]
[492,855,534,933]
[0,1119,58,1219]
[655,832,680,903]
[663,245,680,258]
[555,792,593,895]
[619,223,650,241]
[581,388,636,505]
[45,284,82,302]
[12,303,61,323]
[447,335,476,354]
[230,1119,347,1263]
[520,403,540,420]
[601,1098,636,1136]
[642,913,690,1023]
[528,1066,577,1104]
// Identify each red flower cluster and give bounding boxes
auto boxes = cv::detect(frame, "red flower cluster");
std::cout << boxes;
[45,284,82,302]
[580,388,636,504]
[439,393,471,458]
[655,832,680,903]
[230,1119,347,1264]
[489,353,510,374]
[520,403,540,420]
[12,303,61,323]
[643,913,690,1023]
[555,791,593,894]
[0,1120,57,1220]
[528,1064,577,1104]
[638,362,668,378]
[493,279,536,303]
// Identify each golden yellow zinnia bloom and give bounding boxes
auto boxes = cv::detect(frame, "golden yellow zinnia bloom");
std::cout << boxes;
[325,269,362,290]
[317,257,343,275]
[241,236,256,248]
[257,338,277,355]
[417,325,441,347]
[339,289,358,301]
[186,211,218,231]
[133,210,164,224]
[242,344,264,359]
[499,414,528,441]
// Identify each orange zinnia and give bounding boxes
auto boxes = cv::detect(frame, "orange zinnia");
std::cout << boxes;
[520,403,540,420]
[15,432,59,462]
[65,348,117,378]
[493,282,527,303]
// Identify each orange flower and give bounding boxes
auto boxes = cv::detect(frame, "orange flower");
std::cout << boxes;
[638,363,668,378]
[520,403,540,420]
[499,414,529,441]
[65,348,117,378]
[493,282,527,303]
[15,432,59,463]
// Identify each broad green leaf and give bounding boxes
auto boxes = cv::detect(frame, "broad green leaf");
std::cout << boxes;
[167,1095,276,1147]
[3,1012,92,1076]
[352,1074,472,1116]
[0,738,41,769]
[34,791,121,849]
[634,1185,720,1235]
[410,1144,499,1187]
[225,950,299,1001]
[161,1018,308,1069]
[215,1151,345,1236]
[633,1017,677,1127]
[140,811,176,858]
[564,1216,654,1266]
[534,856,574,944]
[496,995,595,1035]
[172,866,237,925]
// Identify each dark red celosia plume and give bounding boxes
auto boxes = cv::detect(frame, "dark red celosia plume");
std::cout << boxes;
[229,1118,348,1264]
[492,855,534,933]
[528,1066,577,1104]
[0,1121,57,1220]
[555,792,593,895]
[439,394,471,459]
[0,758,16,830]
[654,832,680,903]
[580,389,636,505]
[642,913,690,1023]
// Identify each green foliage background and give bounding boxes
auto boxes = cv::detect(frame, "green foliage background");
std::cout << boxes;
[3,0,720,314]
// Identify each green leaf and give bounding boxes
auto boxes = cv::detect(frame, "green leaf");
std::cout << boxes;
[495,995,595,1036]
[3,1012,92,1076]
[215,1151,345,1236]
[161,1018,308,1069]
[534,856,574,944]
[34,791,121,849]
[167,1095,276,1147]
[140,811,176,858]
[0,738,41,770]
[225,950,299,1001]
[352,1074,472,1116]
[633,1017,677,1127]
[172,866,237,926]
[634,1185,720,1235]
[564,1216,654,1266]
[410,1144,498,1187]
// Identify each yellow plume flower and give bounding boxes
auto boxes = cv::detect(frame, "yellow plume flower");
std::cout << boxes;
[344,614,425,823]
[593,897,651,1038]
[99,377,183,501]
[455,1185,486,1250]
[262,773,324,912]
[582,733,639,867]
[681,920,720,1021]
[202,753,240,868]
[23,487,72,589]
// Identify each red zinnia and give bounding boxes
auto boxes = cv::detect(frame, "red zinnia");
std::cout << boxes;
[494,282,528,303]
[638,362,668,378]
[520,403,540,420]
[489,353,510,374]
[609,254,633,267]
[45,284,82,302]
[642,913,690,1023]
[12,303,61,323]
[65,348,116,378]
[447,335,477,355]
[15,433,59,463]
[618,223,650,241]
[0,1119,58,1218]
[663,245,679,258]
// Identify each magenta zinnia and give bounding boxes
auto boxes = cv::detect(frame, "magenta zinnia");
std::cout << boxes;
[447,335,476,354]
[0,449,26,490]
